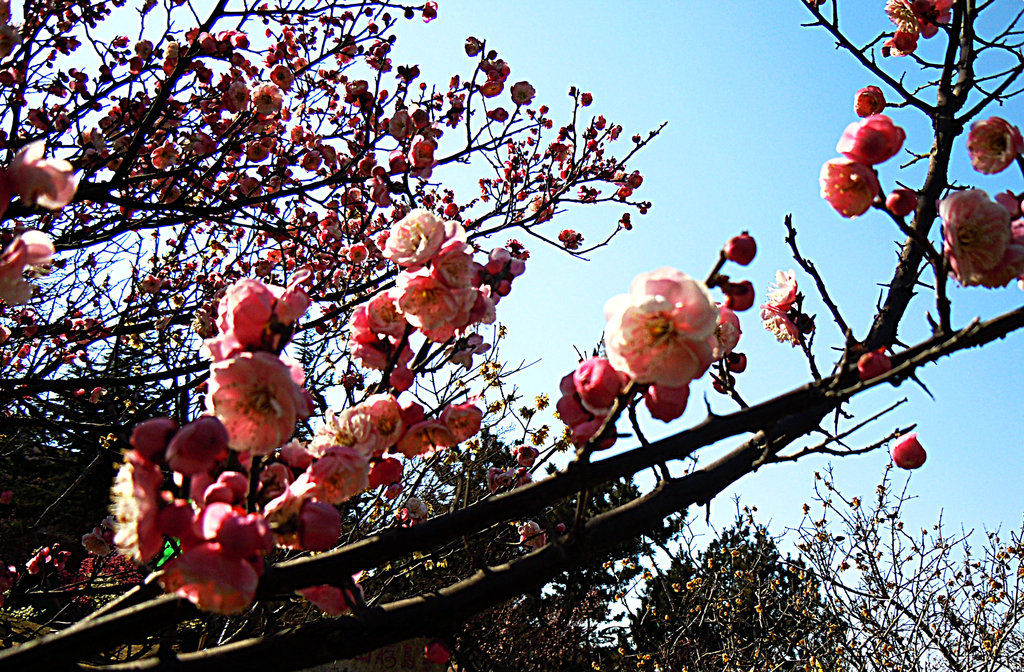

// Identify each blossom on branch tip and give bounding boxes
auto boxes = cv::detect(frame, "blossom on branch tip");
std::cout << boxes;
[891,433,926,469]
[967,117,1023,175]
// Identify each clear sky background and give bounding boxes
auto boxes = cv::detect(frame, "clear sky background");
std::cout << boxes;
[398,2,1024,542]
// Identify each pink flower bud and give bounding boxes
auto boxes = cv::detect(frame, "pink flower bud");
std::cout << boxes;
[165,416,229,476]
[854,86,885,117]
[514,445,539,468]
[891,433,926,469]
[573,357,622,414]
[158,500,199,544]
[820,158,880,218]
[857,349,892,381]
[836,115,905,166]
[724,233,756,265]
[555,391,590,428]
[886,189,918,217]
[130,417,179,463]
[298,501,342,551]
[643,384,690,422]
[216,511,274,559]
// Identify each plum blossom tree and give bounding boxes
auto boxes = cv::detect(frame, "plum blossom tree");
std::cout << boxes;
[1,0,1024,670]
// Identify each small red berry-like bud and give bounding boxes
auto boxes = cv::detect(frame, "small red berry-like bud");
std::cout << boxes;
[724,233,756,265]
[886,189,918,217]
[723,280,755,312]
[891,433,926,469]
[857,348,892,381]
[726,352,747,373]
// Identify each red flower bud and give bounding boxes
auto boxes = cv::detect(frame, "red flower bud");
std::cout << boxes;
[886,189,918,218]
[891,433,926,469]
[857,349,892,381]
[724,233,756,266]
[723,280,755,312]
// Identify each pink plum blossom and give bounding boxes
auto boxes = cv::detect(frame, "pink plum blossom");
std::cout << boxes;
[514,445,540,468]
[518,520,546,550]
[111,451,165,564]
[299,444,370,504]
[383,208,446,267]
[836,115,905,166]
[603,268,718,387]
[967,117,1023,175]
[940,189,1014,287]
[395,268,461,331]
[510,81,536,106]
[820,158,880,218]
[250,83,284,115]
[760,305,801,346]
[165,416,229,475]
[8,142,79,210]
[368,457,403,489]
[709,304,741,360]
[159,543,260,614]
[0,230,54,305]
[397,420,456,458]
[365,291,408,339]
[206,352,312,455]
[441,401,483,443]
[766,270,798,311]
[311,394,403,458]
[204,274,311,360]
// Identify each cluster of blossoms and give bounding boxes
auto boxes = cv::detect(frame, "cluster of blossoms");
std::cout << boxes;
[99,203,522,614]
[348,208,525,382]
[110,260,484,614]
[555,236,756,452]
[883,0,952,57]
[820,114,908,218]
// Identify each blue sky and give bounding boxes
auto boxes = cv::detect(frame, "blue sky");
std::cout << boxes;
[393,2,1024,540]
